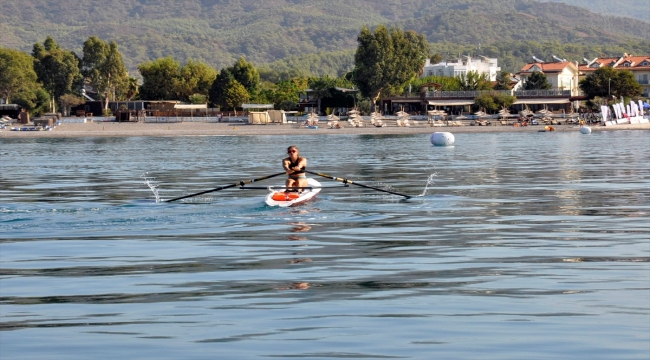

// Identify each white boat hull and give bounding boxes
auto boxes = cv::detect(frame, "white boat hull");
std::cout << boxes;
[265,178,321,207]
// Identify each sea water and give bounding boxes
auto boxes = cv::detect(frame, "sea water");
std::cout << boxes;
[1,131,649,359]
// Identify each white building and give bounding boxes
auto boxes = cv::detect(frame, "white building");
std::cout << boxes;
[518,61,581,96]
[422,55,501,81]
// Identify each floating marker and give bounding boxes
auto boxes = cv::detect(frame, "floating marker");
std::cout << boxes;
[580,126,592,134]
[430,132,455,146]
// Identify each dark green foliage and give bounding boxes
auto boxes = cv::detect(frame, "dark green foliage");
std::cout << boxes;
[494,70,512,90]
[474,92,517,113]
[430,53,443,64]
[354,25,429,107]
[411,75,462,91]
[81,36,129,108]
[579,67,643,100]
[209,68,234,109]
[223,80,250,110]
[230,57,260,98]
[13,87,50,116]
[458,71,492,91]
[524,71,552,90]
[174,59,217,101]
[308,76,336,114]
[32,36,82,111]
[264,77,308,110]
[0,47,40,103]
[138,57,180,100]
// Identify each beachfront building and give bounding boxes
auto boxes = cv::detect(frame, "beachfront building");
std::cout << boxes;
[381,57,592,115]
[423,56,501,81]
[298,87,358,115]
[518,61,581,96]
[579,54,650,97]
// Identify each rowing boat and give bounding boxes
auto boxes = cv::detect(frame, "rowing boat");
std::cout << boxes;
[265,178,321,207]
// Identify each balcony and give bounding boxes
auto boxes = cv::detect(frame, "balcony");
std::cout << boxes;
[421,89,572,98]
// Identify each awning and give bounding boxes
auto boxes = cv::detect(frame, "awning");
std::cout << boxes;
[513,98,570,105]
[391,99,422,103]
[174,104,207,109]
[242,103,274,109]
[428,100,474,106]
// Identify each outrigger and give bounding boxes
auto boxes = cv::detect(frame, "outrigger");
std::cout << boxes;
[165,170,410,206]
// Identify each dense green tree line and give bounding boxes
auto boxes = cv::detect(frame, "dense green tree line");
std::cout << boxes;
[1,28,646,117]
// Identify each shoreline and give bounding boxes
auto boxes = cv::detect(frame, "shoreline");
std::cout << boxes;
[2,121,649,138]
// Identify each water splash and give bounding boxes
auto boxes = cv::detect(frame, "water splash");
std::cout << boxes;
[140,173,161,203]
[418,172,438,197]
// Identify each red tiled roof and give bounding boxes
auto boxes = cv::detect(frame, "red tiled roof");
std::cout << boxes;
[580,55,650,71]
[520,62,575,73]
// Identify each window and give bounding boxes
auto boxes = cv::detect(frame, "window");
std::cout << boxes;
[641,61,650,66]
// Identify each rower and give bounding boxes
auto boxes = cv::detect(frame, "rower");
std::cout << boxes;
[283,145,308,192]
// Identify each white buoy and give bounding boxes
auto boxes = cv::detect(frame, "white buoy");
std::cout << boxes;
[580,126,592,134]
[430,132,455,146]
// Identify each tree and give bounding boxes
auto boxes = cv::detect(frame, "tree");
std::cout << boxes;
[81,36,129,110]
[223,80,250,111]
[13,87,50,116]
[308,76,335,114]
[415,75,462,91]
[209,68,234,109]
[524,71,552,90]
[230,57,260,97]
[458,70,492,91]
[430,53,443,64]
[138,57,180,100]
[270,77,307,110]
[474,92,498,112]
[0,47,39,103]
[474,92,516,113]
[124,77,139,101]
[188,93,208,104]
[494,70,512,90]
[32,36,82,113]
[173,59,217,101]
[59,94,85,116]
[353,25,429,110]
[579,66,642,101]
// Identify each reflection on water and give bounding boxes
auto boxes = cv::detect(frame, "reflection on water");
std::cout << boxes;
[0,132,649,359]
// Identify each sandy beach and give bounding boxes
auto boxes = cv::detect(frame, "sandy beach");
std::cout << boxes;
[2,120,649,138]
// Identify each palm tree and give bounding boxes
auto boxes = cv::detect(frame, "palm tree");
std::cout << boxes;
[308,76,335,115]
[125,77,139,101]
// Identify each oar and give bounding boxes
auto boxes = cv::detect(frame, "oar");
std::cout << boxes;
[305,170,411,199]
[165,172,286,203]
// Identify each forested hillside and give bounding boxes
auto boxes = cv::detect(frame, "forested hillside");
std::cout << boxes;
[541,0,649,23]
[1,0,649,76]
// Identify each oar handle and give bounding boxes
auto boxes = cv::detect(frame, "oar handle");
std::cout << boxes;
[165,172,286,202]
[305,170,410,199]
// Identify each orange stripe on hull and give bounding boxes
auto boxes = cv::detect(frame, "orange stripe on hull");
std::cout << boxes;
[271,192,300,201]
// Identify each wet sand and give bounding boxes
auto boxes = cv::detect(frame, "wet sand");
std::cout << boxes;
[2,120,649,138]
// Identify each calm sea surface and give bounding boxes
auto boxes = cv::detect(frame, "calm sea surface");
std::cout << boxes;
[1,131,649,359]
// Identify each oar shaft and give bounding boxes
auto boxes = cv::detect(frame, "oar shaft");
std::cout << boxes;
[165,172,286,202]
[305,170,410,199]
